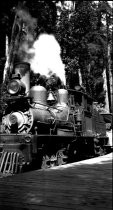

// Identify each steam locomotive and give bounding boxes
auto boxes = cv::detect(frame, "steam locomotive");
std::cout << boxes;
[0,62,110,174]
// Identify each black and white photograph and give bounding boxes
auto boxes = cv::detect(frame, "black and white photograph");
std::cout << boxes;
[0,1,113,209]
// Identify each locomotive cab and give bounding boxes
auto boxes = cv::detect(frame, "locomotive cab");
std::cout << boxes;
[68,87,93,137]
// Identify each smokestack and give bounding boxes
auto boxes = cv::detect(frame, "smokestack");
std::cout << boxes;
[14,62,30,95]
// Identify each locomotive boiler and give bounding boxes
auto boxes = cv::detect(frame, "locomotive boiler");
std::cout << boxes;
[0,62,111,174]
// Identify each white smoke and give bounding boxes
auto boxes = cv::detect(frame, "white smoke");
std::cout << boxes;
[29,34,66,85]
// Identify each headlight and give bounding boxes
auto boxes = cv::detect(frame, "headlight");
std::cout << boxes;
[7,79,26,95]
[7,80,20,95]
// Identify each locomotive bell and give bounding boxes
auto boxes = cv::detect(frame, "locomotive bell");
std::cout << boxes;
[29,85,47,105]
[47,91,56,103]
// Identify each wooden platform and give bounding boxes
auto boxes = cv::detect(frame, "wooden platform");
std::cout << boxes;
[0,153,112,210]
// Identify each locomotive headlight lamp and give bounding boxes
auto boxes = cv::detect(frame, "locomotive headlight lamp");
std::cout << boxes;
[7,80,20,95]
[7,79,26,95]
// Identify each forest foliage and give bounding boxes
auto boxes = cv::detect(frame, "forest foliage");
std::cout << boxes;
[0,0,113,118]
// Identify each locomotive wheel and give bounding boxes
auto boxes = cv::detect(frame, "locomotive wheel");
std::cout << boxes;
[56,149,68,166]
[97,146,105,156]
[41,155,57,169]
[50,155,57,167]
[41,155,50,169]
[98,147,105,156]
[94,141,105,156]
[41,150,68,169]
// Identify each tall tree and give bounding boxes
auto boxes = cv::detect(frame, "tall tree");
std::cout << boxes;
[56,1,112,107]
[96,1,113,111]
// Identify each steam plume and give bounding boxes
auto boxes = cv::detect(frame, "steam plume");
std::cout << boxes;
[15,7,37,62]
[14,7,66,85]
[29,34,66,85]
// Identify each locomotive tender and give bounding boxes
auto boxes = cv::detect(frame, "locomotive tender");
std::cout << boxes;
[0,62,110,174]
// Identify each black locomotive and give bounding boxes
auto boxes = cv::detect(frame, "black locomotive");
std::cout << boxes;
[0,62,111,174]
